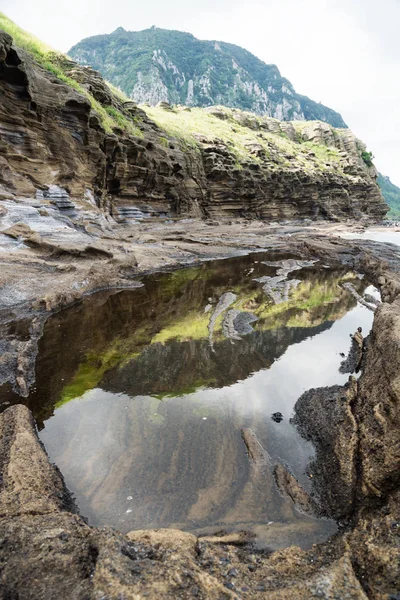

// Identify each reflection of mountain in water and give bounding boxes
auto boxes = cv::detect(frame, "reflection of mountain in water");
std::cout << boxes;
[102,324,332,397]
[0,252,367,429]
[0,251,374,550]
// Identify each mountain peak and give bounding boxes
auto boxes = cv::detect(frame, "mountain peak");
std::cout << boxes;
[69,27,346,127]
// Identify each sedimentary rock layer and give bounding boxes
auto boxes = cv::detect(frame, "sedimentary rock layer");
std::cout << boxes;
[0,30,387,222]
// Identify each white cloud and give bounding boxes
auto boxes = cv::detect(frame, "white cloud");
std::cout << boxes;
[2,0,399,185]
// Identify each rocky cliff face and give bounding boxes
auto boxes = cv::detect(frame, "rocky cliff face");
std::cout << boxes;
[68,26,347,127]
[0,28,387,223]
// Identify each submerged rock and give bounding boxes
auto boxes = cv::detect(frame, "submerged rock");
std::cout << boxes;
[273,463,318,516]
[271,412,284,423]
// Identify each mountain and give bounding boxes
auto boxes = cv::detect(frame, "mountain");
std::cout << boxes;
[377,174,400,219]
[68,26,347,128]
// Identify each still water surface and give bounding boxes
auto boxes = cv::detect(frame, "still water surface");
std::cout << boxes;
[1,252,377,549]
[339,229,400,246]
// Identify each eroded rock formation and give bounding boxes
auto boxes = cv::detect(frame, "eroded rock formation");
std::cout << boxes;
[0,22,398,600]
[0,30,388,222]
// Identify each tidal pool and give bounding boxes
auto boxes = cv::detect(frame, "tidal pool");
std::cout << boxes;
[0,252,378,550]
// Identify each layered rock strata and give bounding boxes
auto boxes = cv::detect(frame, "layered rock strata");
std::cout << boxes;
[0,30,387,223]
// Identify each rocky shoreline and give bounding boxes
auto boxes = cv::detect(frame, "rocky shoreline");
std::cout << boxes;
[0,218,399,599]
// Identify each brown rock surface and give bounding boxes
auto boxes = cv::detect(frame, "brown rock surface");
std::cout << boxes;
[0,30,388,222]
[292,380,360,519]
[355,298,400,504]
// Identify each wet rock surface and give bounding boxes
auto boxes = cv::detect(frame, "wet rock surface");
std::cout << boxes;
[292,381,360,519]
[0,394,397,599]
[0,235,399,597]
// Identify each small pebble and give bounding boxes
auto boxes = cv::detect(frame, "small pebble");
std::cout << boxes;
[228,568,238,578]
[224,582,236,591]
[271,412,283,423]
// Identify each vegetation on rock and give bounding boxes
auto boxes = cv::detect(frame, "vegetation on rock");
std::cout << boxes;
[68,26,347,128]
[377,173,400,219]
[0,14,387,222]
[142,104,356,177]
[0,12,141,136]
[361,150,374,167]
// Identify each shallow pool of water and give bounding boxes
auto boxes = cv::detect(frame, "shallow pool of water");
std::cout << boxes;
[0,252,378,549]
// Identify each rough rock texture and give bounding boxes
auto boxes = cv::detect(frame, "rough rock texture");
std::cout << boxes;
[0,405,369,599]
[292,380,360,519]
[0,23,399,600]
[0,241,400,598]
[355,299,400,506]
[0,30,387,222]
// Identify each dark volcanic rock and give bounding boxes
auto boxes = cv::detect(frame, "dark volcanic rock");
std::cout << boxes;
[271,412,284,423]
[292,380,359,519]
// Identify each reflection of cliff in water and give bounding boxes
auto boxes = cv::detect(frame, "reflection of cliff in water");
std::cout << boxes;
[0,252,367,429]
[0,251,377,550]
[101,324,332,397]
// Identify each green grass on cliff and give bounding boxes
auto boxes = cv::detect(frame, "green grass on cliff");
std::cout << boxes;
[0,12,141,136]
[0,12,53,60]
[142,104,344,173]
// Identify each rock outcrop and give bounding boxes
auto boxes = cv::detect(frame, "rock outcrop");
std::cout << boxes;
[0,29,388,223]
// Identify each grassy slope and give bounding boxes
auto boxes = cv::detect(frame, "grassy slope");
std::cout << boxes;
[143,104,347,175]
[0,12,369,175]
[0,12,142,136]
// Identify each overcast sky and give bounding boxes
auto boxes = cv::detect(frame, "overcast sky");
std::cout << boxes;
[2,0,399,185]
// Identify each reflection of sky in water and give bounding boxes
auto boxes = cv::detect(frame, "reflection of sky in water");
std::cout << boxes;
[39,291,375,539]
[339,230,400,246]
